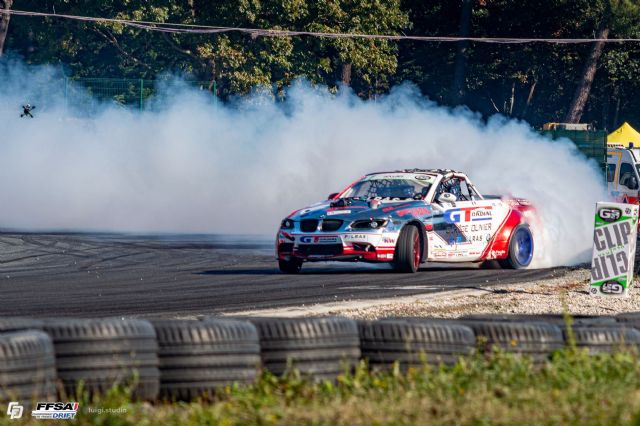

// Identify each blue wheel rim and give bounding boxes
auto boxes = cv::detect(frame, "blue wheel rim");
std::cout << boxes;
[514,227,533,266]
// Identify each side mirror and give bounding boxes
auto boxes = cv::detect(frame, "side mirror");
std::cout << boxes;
[438,193,457,204]
[328,192,339,200]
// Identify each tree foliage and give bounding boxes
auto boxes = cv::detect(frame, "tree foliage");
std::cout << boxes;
[5,0,640,128]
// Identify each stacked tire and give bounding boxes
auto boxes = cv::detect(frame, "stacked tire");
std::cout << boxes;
[463,314,618,328]
[359,319,475,369]
[249,317,360,380]
[616,312,640,329]
[41,318,159,399]
[0,331,57,404]
[462,320,564,362]
[153,319,260,400]
[567,327,640,354]
[0,318,45,333]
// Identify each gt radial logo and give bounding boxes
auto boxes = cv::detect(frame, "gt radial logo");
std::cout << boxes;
[444,207,492,224]
[32,402,79,420]
[7,402,23,419]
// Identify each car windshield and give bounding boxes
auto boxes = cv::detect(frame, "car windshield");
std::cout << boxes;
[340,174,435,200]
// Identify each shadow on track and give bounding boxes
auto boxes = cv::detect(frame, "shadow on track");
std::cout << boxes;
[197,264,495,276]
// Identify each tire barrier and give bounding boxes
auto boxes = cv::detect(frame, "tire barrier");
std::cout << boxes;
[359,319,475,369]
[567,327,640,354]
[463,314,618,327]
[3,314,640,402]
[153,319,260,400]
[0,331,57,404]
[615,312,640,328]
[0,318,45,333]
[40,319,159,400]
[248,317,361,380]
[462,320,564,363]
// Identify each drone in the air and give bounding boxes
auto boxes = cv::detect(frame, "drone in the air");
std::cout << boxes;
[21,104,36,118]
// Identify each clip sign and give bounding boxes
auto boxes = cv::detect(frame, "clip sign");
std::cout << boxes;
[590,202,639,296]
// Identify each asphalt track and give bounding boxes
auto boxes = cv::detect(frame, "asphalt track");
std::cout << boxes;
[0,233,569,318]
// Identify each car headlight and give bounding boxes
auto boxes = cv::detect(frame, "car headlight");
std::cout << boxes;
[351,219,388,230]
[280,219,294,230]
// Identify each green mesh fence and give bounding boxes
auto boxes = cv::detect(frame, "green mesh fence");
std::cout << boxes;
[540,129,608,177]
[64,77,217,110]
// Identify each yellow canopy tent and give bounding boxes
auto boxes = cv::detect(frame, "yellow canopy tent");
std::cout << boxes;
[608,122,640,147]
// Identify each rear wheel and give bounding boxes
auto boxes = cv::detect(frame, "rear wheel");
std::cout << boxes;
[498,224,534,269]
[278,258,303,274]
[393,225,421,273]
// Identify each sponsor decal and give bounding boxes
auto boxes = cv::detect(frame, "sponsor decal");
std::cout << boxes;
[343,234,368,240]
[590,202,639,297]
[279,232,294,241]
[381,203,413,213]
[300,236,339,244]
[601,281,624,294]
[382,237,396,244]
[32,402,79,420]
[488,249,506,259]
[326,210,351,216]
[377,253,394,259]
[366,174,407,180]
[598,207,621,223]
[396,207,431,217]
[444,206,493,224]
[7,402,23,419]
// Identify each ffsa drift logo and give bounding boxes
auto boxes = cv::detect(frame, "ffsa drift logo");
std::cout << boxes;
[599,208,622,223]
[32,402,79,420]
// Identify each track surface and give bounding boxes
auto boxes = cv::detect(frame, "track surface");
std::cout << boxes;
[0,233,568,317]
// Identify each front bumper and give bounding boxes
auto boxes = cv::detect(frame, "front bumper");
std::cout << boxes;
[276,231,399,262]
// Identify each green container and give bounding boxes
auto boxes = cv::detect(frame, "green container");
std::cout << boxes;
[540,129,608,176]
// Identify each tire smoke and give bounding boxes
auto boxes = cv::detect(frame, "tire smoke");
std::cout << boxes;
[0,59,607,266]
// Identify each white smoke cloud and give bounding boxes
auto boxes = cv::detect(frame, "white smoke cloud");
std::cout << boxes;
[0,59,607,266]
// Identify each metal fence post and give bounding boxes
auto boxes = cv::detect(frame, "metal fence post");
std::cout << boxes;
[140,79,144,110]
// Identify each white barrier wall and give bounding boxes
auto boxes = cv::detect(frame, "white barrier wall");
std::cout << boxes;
[590,202,639,296]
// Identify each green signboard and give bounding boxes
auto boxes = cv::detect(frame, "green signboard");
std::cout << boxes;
[590,202,639,296]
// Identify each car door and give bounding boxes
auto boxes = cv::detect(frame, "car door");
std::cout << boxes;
[618,160,640,204]
[428,177,498,261]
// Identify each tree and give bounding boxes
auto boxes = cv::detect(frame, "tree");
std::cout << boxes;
[0,0,12,56]
[450,0,473,105]
[564,2,611,123]
[565,0,640,123]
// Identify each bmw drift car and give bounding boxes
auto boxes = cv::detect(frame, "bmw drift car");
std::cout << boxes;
[276,169,536,273]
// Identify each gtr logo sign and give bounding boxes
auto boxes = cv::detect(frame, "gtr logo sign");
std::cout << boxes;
[598,207,622,222]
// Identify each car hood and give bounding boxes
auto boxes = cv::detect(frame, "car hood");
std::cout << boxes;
[288,199,433,222]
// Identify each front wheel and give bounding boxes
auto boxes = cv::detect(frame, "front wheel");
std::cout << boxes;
[393,225,421,273]
[278,258,303,274]
[498,224,534,269]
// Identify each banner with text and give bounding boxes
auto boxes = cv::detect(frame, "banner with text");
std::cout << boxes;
[590,202,639,296]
